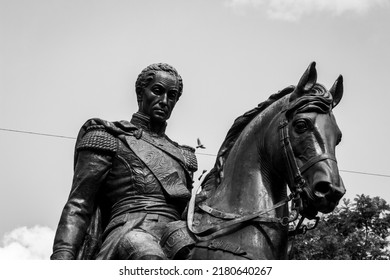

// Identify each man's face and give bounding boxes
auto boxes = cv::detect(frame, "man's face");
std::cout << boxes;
[138,71,180,123]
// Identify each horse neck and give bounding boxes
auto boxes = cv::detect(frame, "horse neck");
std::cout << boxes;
[210,97,288,214]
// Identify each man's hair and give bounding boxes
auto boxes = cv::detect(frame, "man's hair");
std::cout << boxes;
[135,63,183,100]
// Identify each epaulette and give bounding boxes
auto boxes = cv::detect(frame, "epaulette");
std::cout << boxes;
[76,125,118,154]
[180,145,198,172]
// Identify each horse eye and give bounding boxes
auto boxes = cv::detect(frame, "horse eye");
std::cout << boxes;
[294,120,309,133]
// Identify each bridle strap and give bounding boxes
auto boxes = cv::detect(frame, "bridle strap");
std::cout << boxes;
[188,194,295,241]
[279,119,305,193]
[187,173,296,240]
[299,153,337,174]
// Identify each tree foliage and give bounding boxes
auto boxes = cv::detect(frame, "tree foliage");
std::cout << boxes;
[289,194,390,260]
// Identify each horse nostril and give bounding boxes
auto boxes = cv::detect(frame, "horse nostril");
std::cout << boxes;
[314,182,332,198]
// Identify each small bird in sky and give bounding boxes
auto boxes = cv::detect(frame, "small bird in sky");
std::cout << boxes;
[196,138,206,149]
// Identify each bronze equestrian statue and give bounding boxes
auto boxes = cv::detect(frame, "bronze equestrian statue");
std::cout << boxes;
[52,62,346,260]
[51,63,197,260]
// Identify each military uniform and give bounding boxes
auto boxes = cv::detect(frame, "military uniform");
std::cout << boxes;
[51,112,197,259]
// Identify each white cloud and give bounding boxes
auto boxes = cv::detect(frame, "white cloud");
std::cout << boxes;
[0,226,55,260]
[225,0,390,21]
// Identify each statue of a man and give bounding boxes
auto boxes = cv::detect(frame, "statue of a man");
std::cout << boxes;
[51,63,197,260]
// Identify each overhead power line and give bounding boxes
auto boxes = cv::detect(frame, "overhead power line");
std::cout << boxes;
[339,170,390,178]
[0,128,76,139]
[1,127,390,179]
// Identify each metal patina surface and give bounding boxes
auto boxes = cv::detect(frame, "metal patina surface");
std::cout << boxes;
[51,62,345,260]
[51,63,197,260]
[188,62,345,260]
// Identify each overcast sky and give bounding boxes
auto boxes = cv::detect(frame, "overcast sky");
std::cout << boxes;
[1,0,390,259]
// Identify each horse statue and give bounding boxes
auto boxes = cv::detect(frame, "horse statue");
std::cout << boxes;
[181,62,345,260]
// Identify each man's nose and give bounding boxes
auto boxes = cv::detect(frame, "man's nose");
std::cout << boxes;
[159,93,168,105]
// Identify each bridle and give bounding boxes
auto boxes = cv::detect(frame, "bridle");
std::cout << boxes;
[187,111,337,240]
[278,115,336,235]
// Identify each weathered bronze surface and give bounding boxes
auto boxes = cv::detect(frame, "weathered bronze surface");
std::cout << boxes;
[51,63,197,260]
[188,62,345,259]
[52,62,345,260]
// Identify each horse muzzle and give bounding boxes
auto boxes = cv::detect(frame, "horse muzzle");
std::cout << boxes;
[304,176,346,215]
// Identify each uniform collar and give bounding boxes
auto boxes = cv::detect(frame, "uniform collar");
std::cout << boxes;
[130,112,167,136]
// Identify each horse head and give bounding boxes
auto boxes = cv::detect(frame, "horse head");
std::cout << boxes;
[266,62,345,219]
[190,62,345,260]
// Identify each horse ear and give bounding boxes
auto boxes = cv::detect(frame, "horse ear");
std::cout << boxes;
[329,75,343,108]
[290,61,317,102]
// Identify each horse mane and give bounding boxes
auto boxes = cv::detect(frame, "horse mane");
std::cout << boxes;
[199,85,295,193]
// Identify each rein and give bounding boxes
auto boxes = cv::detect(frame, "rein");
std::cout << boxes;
[187,113,334,240]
